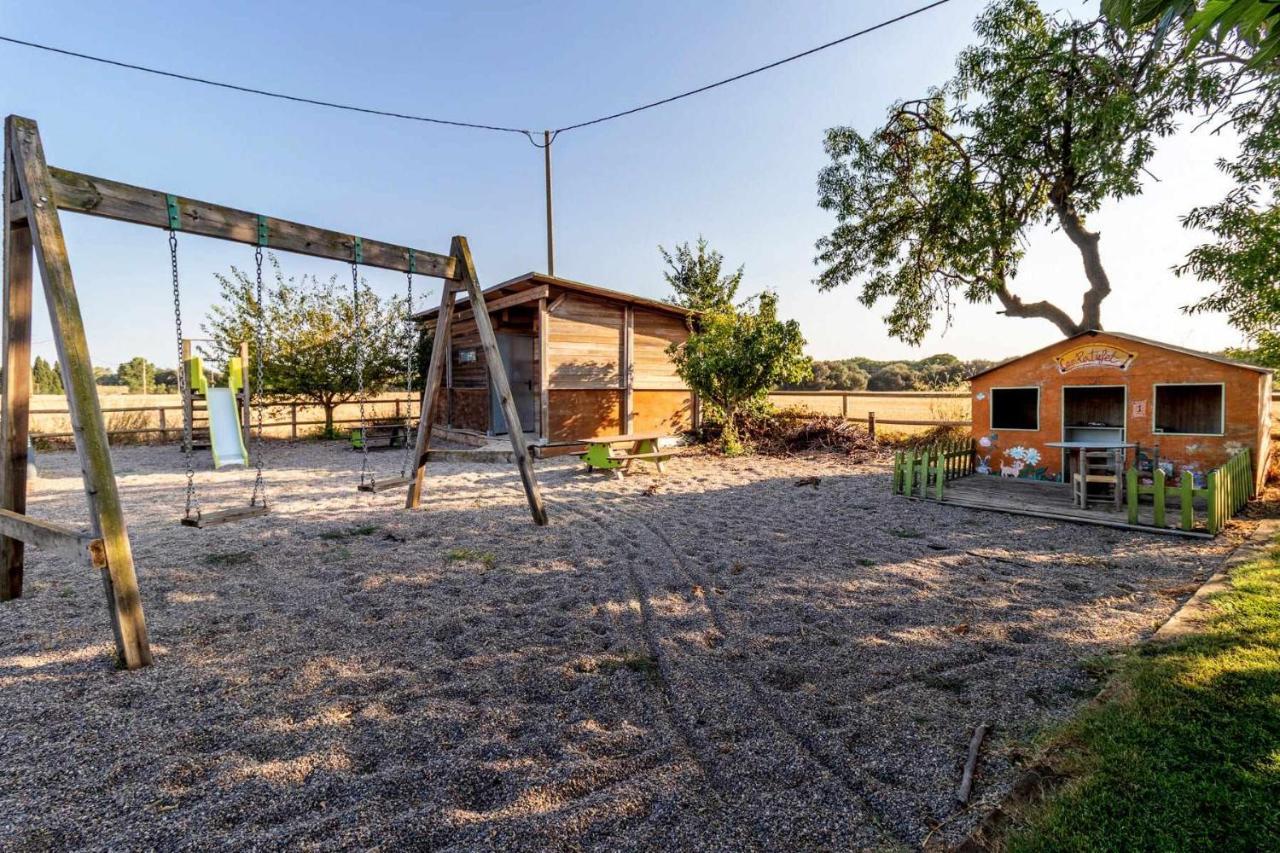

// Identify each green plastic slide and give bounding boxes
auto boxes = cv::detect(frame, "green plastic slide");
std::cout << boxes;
[186,356,249,469]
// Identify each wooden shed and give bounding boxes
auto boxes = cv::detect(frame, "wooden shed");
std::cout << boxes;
[969,331,1272,492]
[414,272,696,444]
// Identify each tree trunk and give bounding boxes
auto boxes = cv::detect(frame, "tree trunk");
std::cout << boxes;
[322,402,336,439]
[1052,194,1111,332]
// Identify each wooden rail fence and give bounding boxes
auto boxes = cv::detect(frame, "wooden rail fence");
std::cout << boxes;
[18,396,422,443]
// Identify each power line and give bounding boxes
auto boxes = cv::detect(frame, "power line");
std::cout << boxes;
[553,0,955,133]
[0,1,954,143]
[0,34,536,139]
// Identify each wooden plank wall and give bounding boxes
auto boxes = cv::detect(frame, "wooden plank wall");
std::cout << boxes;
[546,293,624,389]
[544,293,690,440]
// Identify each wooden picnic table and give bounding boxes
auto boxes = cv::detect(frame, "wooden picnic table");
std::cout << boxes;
[350,419,411,450]
[577,432,681,477]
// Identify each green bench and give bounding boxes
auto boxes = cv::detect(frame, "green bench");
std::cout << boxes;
[577,433,682,478]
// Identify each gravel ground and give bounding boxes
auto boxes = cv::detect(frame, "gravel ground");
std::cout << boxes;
[0,442,1236,851]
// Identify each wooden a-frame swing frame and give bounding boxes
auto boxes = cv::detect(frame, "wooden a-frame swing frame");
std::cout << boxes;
[1,115,547,670]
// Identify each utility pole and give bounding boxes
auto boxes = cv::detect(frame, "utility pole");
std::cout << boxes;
[543,130,555,277]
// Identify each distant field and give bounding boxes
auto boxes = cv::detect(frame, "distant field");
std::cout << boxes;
[767,390,971,434]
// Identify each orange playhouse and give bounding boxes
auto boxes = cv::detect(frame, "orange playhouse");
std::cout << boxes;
[968,331,1271,493]
[893,331,1270,535]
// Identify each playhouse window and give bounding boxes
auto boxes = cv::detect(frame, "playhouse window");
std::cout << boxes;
[1154,384,1224,435]
[990,387,1039,430]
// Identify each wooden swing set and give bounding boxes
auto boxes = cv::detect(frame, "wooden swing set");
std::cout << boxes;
[1,115,547,670]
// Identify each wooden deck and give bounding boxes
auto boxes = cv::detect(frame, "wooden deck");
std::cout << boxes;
[933,475,1212,538]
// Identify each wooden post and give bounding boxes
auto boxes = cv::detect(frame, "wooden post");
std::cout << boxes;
[538,296,550,440]
[158,407,167,442]
[868,411,876,439]
[290,402,298,440]
[1,135,33,600]
[406,279,458,508]
[544,131,555,276]
[451,237,548,525]
[8,115,151,667]
[841,394,848,419]
[622,305,634,434]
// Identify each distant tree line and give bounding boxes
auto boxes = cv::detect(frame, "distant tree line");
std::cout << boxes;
[781,353,996,392]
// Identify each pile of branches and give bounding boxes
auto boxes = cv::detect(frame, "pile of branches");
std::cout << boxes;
[736,407,887,460]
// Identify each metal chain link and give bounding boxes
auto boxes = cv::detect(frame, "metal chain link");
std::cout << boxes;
[353,255,370,487]
[249,246,268,507]
[170,229,200,521]
[398,266,415,478]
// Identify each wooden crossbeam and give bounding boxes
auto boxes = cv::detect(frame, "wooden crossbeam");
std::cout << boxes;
[46,166,459,279]
[0,509,105,568]
[417,285,550,330]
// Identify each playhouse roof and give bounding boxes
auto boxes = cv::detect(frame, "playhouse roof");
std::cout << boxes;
[412,272,693,322]
[967,330,1272,380]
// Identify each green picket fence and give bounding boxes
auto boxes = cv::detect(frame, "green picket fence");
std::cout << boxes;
[892,439,974,500]
[1125,448,1253,534]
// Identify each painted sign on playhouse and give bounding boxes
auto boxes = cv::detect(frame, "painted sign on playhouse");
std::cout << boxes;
[1053,343,1136,373]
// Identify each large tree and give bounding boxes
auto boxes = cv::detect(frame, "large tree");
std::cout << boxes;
[203,254,414,437]
[814,0,1214,344]
[1105,1,1280,364]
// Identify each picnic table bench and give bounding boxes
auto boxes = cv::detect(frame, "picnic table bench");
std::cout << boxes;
[577,433,682,477]
[350,419,411,450]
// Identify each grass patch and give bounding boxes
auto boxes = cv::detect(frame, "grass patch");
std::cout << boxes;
[598,652,661,682]
[445,547,497,570]
[319,524,381,541]
[1005,541,1280,851]
[203,550,255,568]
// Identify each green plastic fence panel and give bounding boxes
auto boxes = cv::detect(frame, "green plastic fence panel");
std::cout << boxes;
[227,356,245,397]
[1207,469,1221,534]
[1152,468,1166,528]
[186,357,208,397]
[1126,468,1139,525]
[1180,474,1194,531]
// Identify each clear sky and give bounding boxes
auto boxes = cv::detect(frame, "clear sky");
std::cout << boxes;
[0,0,1244,371]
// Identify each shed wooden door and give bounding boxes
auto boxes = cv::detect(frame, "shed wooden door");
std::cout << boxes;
[491,333,537,435]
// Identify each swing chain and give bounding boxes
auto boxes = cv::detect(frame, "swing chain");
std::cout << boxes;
[399,256,415,478]
[353,250,370,486]
[249,245,268,507]
[170,228,199,520]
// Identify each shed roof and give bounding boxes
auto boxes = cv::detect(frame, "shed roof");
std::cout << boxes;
[412,272,693,323]
[968,330,1271,380]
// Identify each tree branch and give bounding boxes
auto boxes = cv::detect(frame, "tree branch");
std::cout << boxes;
[993,283,1084,337]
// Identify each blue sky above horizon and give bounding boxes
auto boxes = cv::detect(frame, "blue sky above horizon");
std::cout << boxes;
[0,0,1244,371]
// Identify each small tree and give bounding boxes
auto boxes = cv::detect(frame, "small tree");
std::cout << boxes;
[204,254,414,438]
[116,357,161,393]
[32,356,63,395]
[669,291,810,454]
[661,237,743,313]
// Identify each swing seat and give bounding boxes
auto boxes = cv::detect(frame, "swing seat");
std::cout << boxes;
[356,476,413,493]
[181,504,269,528]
